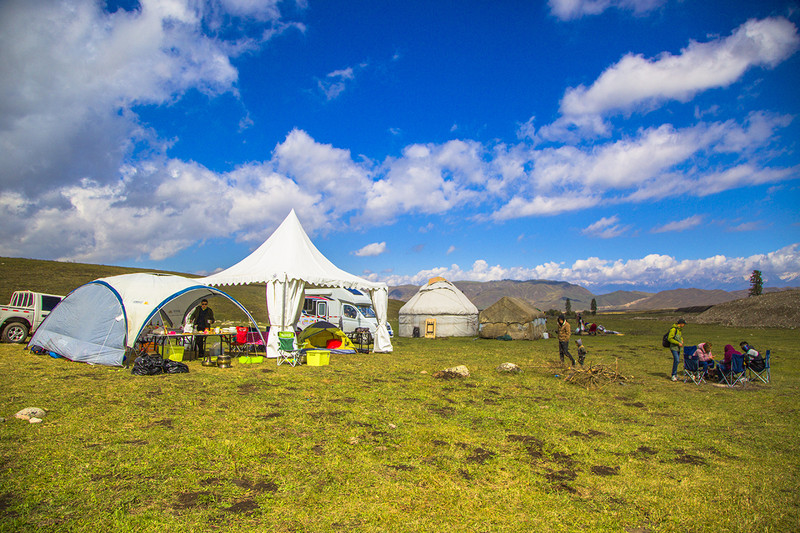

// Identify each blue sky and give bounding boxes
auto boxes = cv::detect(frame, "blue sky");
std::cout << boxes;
[1,0,799,293]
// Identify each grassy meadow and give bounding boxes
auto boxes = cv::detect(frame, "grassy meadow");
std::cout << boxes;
[1,314,798,532]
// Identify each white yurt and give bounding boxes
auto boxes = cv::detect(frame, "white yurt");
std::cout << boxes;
[398,277,479,337]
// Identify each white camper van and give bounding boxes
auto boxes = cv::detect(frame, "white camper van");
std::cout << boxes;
[299,288,392,337]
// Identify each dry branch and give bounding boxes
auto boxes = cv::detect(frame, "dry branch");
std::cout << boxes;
[555,359,630,389]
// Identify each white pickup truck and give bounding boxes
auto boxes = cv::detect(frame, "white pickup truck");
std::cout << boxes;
[0,290,63,343]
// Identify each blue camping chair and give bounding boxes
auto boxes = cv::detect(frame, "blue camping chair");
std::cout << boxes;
[682,345,704,385]
[748,349,770,384]
[719,351,746,388]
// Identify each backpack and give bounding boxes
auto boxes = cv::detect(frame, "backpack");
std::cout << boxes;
[661,329,672,348]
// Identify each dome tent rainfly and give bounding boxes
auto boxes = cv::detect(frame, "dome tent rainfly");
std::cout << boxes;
[479,296,547,340]
[200,209,393,359]
[398,277,479,337]
[28,273,261,366]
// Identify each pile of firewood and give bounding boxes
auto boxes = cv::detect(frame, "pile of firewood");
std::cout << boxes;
[553,360,630,389]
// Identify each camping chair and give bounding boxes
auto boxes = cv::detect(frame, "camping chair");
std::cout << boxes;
[748,349,770,384]
[277,330,301,367]
[230,326,254,356]
[719,352,746,388]
[682,345,704,385]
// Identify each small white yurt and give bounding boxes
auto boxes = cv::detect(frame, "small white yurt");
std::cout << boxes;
[398,277,479,337]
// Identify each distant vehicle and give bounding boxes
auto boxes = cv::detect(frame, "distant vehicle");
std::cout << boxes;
[299,288,393,337]
[0,290,64,343]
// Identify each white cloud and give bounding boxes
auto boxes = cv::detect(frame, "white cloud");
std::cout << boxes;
[363,139,488,223]
[0,0,299,196]
[559,17,800,118]
[495,117,798,221]
[582,216,630,238]
[317,66,355,100]
[315,62,369,100]
[381,244,800,290]
[446,245,456,255]
[353,242,387,257]
[272,129,372,222]
[651,215,704,233]
[549,0,667,20]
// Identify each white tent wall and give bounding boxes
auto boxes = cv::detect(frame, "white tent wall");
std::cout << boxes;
[399,313,479,338]
[266,277,305,358]
[368,286,392,352]
[202,210,393,358]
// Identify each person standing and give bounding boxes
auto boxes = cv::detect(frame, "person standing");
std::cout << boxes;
[557,315,575,365]
[666,318,686,381]
[190,299,215,356]
[575,338,587,366]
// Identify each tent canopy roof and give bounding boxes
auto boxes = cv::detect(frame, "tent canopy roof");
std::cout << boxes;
[201,209,384,291]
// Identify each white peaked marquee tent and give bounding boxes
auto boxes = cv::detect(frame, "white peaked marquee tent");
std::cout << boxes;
[201,210,393,358]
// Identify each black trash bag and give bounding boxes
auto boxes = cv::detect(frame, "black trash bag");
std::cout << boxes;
[164,359,189,374]
[131,354,165,376]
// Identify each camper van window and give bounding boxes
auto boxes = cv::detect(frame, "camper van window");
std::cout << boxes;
[303,299,315,314]
[357,305,376,318]
[343,304,357,319]
[317,301,327,316]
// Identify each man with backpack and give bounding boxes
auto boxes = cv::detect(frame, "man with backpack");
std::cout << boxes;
[665,318,686,381]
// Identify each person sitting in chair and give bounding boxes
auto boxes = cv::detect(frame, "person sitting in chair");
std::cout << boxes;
[740,341,765,371]
[717,344,741,380]
[695,342,715,378]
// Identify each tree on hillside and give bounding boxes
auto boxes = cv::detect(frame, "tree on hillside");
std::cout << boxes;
[590,298,597,315]
[565,298,571,315]
[749,270,763,296]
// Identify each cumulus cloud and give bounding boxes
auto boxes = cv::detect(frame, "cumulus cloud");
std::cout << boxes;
[495,116,798,221]
[549,0,667,20]
[362,139,489,223]
[381,244,800,290]
[1,110,794,263]
[559,17,800,118]
[353,242,387,257]
[0,0,303,195]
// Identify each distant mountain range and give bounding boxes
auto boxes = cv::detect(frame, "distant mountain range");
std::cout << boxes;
[389,280,797,312]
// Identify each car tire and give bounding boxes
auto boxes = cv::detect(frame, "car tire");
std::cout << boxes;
[2,321,29,343]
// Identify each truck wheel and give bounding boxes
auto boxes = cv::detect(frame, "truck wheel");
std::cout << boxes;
[2,321,29,343]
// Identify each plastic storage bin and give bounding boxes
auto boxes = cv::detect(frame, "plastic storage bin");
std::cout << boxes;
[306,350,330,366]
[164,344,185,362]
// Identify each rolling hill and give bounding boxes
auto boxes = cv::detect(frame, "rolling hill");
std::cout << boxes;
[390,279,797,312]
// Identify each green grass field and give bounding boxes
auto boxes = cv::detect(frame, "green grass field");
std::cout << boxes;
[1,315,798,532]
